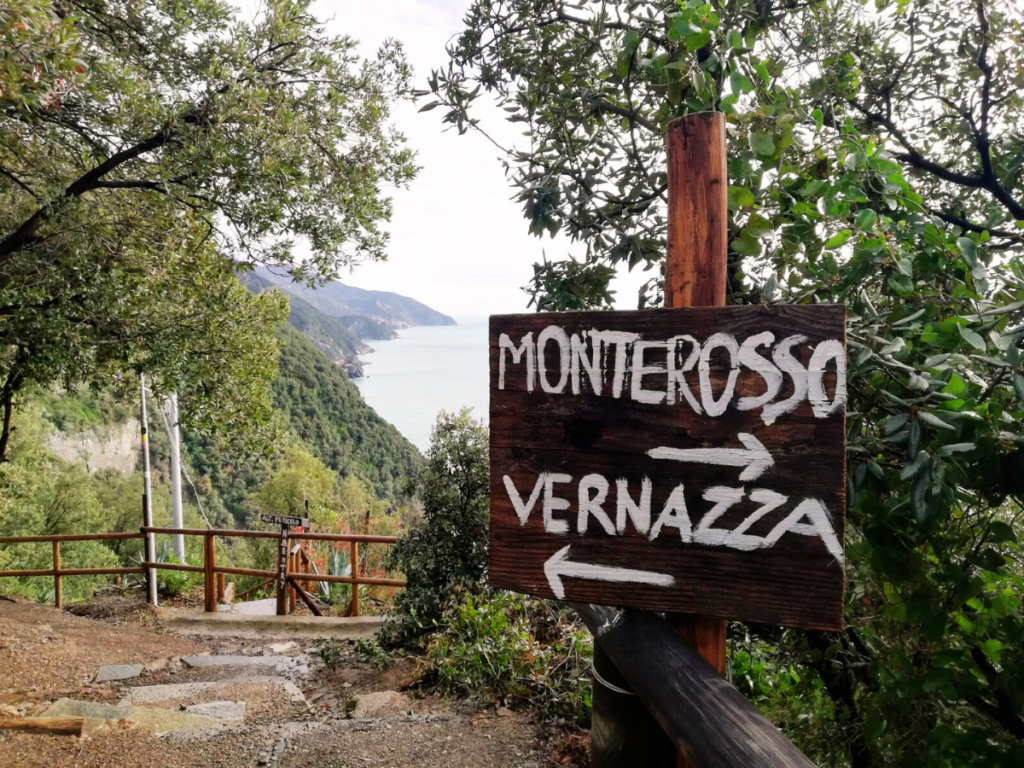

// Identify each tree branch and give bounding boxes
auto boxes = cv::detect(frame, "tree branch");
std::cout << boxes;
[0,168,38,199]
[592,99,658,134]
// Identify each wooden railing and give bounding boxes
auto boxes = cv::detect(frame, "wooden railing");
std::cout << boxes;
[0,527,404,617]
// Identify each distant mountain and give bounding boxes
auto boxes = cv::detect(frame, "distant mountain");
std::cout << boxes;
[238,270,371,375]
[253,266,457,334]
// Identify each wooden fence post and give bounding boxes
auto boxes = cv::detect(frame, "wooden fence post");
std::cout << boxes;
[52,541,61,609]
[217,572,225,603]
[288,551,297,614]
[348,541,360,617]
[276,527,289,616]
[204,532,216,613]
[665,112,730,768]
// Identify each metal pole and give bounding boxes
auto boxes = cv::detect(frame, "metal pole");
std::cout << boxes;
[166,393,185,562]
[140,374,158,606]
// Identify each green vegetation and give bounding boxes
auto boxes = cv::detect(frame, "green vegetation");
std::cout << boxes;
[426,2,1024,764]
[426,591,593,724]
[382,409,489,646]
[0,0,416,461]
[272,324,421,501]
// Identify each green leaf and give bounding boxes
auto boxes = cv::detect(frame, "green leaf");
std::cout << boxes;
[811,108,824,130]
[1014,373,1024,402]
[919,412,956,431]
[824,230,853,249]
[731,71,754,94]
[728,186,755,209]
[981,639,1003,664]
[749,134,775,156]
[686,30,711,52]
[941,374,965,396]
[989,521,1017,544]
[959,325,986,351]
[854,209,877,230]
[957,236,977,268]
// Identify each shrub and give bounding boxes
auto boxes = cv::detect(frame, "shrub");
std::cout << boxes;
[381,409,489,646]
[354,638,392,671]
[425,590,593,724]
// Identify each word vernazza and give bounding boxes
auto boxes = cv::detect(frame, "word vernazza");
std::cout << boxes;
[497,325,846,425]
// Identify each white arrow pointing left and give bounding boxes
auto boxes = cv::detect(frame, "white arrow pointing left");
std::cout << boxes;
[544,545,675,599]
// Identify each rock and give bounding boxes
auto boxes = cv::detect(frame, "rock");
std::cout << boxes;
[456,696,489,716]
[497,706,513,717]
[185,700,246,724]
[95,664,144,682]
[144,658,169,673]
[220,582,235,604]
[350,690,407,719]
[129,705,222,734]
[180,655,298,669]
[119,676,307,706]
[268,641,298,654]
[40,698,133,721]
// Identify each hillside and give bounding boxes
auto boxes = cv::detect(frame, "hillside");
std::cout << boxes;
[238,271,371,375]
[29,321,422,530]
[270,324,421,500]
[253,266,457,337]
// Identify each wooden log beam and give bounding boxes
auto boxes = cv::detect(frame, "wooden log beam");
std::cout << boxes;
[0,532,143,544]
[143,562,204,574]
[0,567,144,578]
[288,572,405,587]
[287,577,323,617]
[0,717,102,737]
[573,603,816,768]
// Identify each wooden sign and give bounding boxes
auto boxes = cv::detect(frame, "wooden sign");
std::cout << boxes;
[488,305,846,631]
[261,514,309,529]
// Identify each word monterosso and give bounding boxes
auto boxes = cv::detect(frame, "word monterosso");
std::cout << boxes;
[497,326,846,425]
[498,324,847,563]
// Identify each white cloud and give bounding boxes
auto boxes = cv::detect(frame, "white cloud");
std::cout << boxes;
[312,0,651,317]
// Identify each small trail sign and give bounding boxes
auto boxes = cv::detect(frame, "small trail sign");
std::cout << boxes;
[488,304,847,631]
[261,514,309,529]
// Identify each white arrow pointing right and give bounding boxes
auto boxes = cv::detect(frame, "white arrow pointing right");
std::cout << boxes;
[544,545,675,599]
[647,432,774,482]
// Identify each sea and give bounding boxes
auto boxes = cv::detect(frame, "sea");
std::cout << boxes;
[353,317,489,451]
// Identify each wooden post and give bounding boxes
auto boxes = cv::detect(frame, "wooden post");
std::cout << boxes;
[666,112,730,767]
[348,540,360,617]
[217,572,225,602]
[52,541,62,609]
[287,551,297,613]
[276,527,289,616]
[203,532,216,613]
[665,112,728,310]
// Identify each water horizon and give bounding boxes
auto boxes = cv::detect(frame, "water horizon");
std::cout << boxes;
[353,316,490,451]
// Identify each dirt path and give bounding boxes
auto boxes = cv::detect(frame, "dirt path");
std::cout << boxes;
[0,596,560,768]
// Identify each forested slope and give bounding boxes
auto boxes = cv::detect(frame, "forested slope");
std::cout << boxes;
[271,324,421,500]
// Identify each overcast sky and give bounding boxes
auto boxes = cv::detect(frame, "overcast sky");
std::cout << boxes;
[311,0,649,319]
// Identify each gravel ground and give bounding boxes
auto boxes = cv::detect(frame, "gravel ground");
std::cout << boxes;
[0,595,561,767]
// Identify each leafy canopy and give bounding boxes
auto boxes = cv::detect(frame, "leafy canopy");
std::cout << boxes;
[429,1,1024,765]
[0,0,417,457]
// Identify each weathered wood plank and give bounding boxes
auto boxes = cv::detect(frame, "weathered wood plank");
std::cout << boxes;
[489,305,846,631]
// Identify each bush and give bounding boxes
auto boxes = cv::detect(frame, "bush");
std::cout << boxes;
[381,409,489,646]
[425,590,593,723]
[354,638,392,671]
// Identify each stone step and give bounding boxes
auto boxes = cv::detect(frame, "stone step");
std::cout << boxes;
[119,676,307,706]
